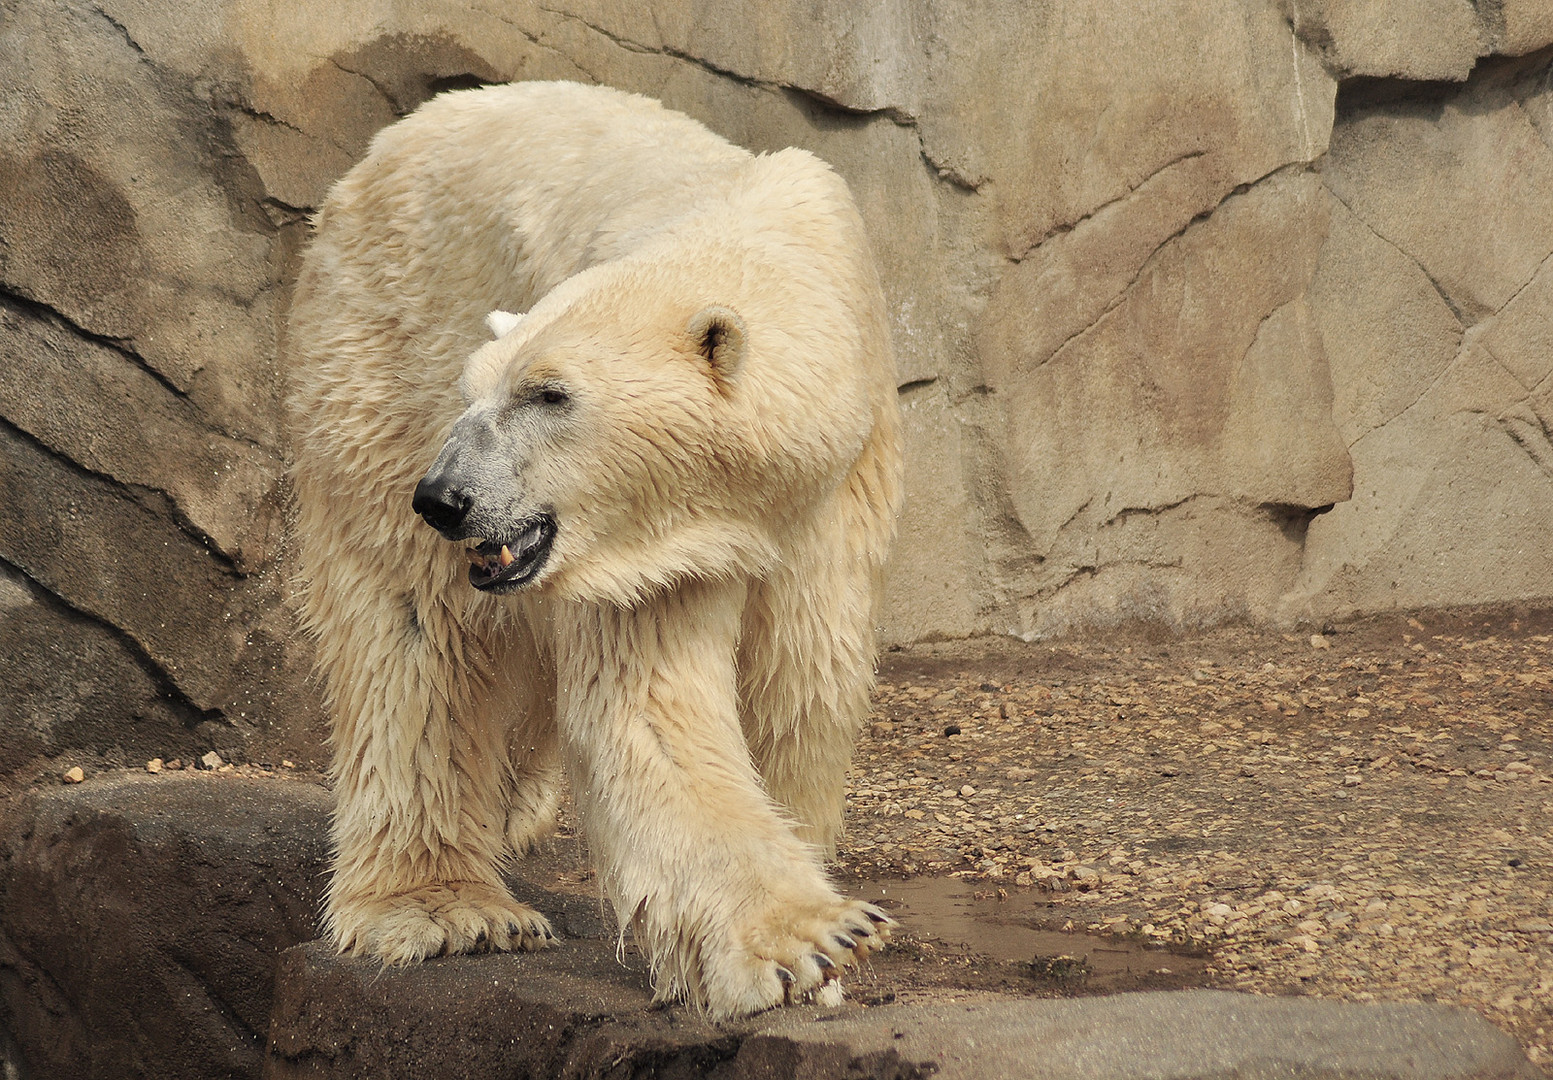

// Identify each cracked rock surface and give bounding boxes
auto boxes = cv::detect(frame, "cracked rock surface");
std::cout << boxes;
[3,3,1553,810]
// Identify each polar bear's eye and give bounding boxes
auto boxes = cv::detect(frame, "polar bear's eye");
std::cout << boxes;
[538,387,569,406]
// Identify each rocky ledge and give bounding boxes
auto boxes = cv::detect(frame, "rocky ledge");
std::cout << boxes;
[0,773,1541,1080]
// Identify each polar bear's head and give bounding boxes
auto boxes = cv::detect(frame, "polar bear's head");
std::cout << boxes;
[410,248,873,605]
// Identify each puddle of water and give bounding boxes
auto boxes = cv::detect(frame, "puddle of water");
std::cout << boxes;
[854,876,1210,989]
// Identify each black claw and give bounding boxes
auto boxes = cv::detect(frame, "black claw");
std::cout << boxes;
[834,933,857,950]
[813,952,835,970]
[776,965,795,985]
[864,908,892,924]
[508,922,523,936]
[849,924,873,938]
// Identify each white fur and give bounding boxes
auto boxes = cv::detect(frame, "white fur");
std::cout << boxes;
[285,82,903,1019]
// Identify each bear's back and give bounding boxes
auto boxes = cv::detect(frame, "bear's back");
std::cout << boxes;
[321,82,753,306]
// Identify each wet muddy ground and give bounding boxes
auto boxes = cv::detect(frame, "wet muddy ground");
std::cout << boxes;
[841,872,1214,1004]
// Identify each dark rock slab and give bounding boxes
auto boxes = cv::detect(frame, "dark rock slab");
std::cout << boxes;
[264,943,733,1080]
[0,772,332,1080]
[263,943,931,1080]
[0,560,204,766]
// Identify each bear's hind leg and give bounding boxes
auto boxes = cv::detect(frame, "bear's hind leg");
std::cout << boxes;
[315,578,555,963]
[503,748,562,856]
[496,614,563,855]
[738,545,877,854]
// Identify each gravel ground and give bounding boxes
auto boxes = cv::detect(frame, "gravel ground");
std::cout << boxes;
[838,607,1553,1066]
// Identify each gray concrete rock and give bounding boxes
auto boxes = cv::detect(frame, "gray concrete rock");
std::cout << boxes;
[1289,0,1553,79]
[1285,54,1553,619]
[1501,1,1553,55]
[0,562,202,765]
[0,0,313,769]
[761,991,1547,1080]
[1289,0,1489,81]
[984,168,1352,635]
[1324,70,1553,324]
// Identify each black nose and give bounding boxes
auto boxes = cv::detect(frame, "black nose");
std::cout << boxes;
[412,475,472,534]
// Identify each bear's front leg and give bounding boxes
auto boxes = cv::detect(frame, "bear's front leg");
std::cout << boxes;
[319,585,556,963]
[555,580,891,1019]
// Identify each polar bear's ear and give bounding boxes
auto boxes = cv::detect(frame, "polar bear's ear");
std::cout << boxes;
[686,305,746,382]
[485,309,525,338]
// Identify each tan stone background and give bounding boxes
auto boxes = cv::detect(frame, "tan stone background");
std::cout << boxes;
[3,0,1552,763]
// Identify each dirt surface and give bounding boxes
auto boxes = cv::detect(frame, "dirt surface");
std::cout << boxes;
[840,606,1553,1067]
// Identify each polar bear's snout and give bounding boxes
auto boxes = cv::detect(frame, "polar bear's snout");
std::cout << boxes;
[411,410,506,542]
[411,472,472,535]
[412,455,557,593]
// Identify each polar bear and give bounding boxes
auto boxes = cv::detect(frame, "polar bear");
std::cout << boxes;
[285,81,903,1018]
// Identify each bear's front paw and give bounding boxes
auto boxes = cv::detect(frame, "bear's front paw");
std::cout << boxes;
[330,881,556,964]
[704,898,895,1019]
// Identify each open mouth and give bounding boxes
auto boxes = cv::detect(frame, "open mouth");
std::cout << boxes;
[465,516,555,592]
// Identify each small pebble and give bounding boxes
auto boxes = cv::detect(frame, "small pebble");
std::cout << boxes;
[61,766,84,784]
[146,758,163,774]
[943,724,961,736]
[1309,634,1330,649]
[200,751,224,771]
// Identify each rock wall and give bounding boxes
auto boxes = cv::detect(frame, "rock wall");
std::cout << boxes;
[2,0,1551,760]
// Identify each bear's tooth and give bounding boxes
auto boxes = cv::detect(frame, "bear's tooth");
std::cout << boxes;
[499,545,514,567]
